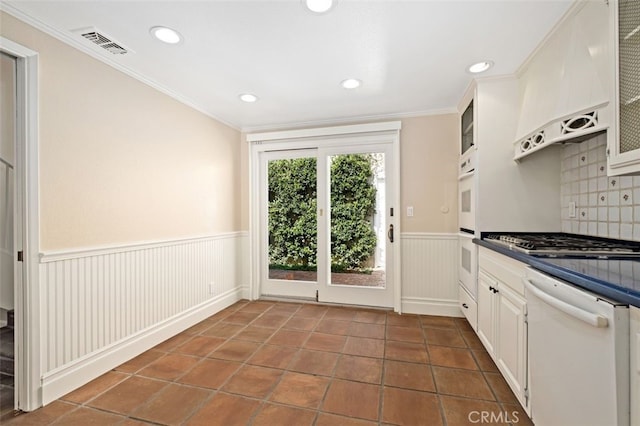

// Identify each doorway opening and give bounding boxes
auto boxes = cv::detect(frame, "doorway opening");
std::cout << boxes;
[1,36,41,413]
[0,51,17,419]
[249,122,401,310]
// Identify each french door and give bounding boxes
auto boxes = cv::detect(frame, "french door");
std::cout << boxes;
[258,140,396,308]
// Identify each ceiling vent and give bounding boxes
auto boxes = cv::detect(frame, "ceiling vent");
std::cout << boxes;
[73,27,132,55]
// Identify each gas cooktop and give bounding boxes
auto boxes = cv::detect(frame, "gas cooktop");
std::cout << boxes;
[483,233,640,258]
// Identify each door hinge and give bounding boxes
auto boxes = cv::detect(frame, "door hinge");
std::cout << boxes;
[17,251,23,262]
[524,312,528,324]
[315,290,318,302]
[524,387,529,403]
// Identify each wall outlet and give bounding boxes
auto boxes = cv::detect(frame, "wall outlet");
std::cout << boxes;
[209,283,215,294]
[407,206,414,217]
[569,201,576,218]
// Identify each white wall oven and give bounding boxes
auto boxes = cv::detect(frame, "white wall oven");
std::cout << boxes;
[459,232,477,299]
[458,170,475,233]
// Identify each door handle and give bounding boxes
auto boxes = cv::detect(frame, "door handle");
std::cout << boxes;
[388,224,394,243]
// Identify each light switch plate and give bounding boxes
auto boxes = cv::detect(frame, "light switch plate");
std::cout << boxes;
[569,201,576,218]
[407,206,414,217]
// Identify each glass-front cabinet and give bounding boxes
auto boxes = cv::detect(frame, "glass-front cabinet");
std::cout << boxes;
[608,0,640,175]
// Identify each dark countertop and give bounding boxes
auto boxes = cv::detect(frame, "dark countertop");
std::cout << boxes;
[474,238,640,308]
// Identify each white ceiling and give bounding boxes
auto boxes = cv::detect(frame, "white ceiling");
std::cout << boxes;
[3,0,574,131]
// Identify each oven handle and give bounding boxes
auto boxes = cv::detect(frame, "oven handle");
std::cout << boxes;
[458,171,475,181]
[522,278,609,328]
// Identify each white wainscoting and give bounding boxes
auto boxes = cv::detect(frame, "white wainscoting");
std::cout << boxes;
[401,233,461,317]
[38,232,248,404]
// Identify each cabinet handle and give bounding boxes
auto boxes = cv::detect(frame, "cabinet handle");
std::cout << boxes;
[462,303,469,309]
[489,286,495,292]
[493,288,499,294]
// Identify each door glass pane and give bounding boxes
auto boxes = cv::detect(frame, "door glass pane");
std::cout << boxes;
[268,157,317,282]
[329,153,385,288]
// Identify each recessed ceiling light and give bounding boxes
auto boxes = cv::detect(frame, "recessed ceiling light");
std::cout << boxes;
[341,78,361,89]
[468,61,494,74]
[304,0,335,14]
[239,93,259,103]
[150,26,182,44]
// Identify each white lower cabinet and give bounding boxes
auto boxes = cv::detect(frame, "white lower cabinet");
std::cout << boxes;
[477,249,529,412]
[632,306,640,426]
[458,283,477,331]
[495,283,527,402]
[477,272,497,355]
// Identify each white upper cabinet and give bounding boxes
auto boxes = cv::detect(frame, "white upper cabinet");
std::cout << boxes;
[608,0,640,175]
[514,1,611,160]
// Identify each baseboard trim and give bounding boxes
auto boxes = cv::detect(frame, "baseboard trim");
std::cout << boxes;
[41,287,243,405]
[401,297,463,317]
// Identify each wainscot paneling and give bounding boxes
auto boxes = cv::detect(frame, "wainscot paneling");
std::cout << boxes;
[38,232,248,404]
[400,233,461,317]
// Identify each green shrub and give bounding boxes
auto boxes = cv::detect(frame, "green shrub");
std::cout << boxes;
[268,154,377,271]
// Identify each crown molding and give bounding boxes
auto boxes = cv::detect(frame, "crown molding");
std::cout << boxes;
[241,107,458,133]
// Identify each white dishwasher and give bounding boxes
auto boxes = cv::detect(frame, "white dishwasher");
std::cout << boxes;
[523,267,629,426]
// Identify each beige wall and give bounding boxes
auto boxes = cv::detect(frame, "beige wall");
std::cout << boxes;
[240,113,459,233]
[399,114,458,233]
[1,12,242,251]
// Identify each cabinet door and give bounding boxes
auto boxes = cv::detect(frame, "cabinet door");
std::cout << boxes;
[477,271,497,356]
[496,284,528,408]
[608,0,640,174]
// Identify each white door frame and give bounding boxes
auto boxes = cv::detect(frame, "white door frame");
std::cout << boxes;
[0,37,41,412]
[248,121,402,311]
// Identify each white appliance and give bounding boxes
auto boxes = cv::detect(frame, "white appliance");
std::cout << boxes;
[523,267,629,426]
[458,232,477,299]
[458,171,475,233]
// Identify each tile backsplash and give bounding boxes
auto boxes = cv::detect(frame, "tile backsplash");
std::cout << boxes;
[561,133,640,241]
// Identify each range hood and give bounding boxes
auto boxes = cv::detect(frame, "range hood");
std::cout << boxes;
[513,1,610,161]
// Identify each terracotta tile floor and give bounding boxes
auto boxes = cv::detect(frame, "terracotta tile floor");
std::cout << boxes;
[5,300,533,425]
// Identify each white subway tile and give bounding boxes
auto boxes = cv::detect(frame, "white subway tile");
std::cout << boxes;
[609,223,620,238]
[598,207,608,221]
[598,177,608,191]
[609,207,620,221]
[588,222,598,235]
[579,180,588,194]
[580,166,588,180]
[621,206,633,222]
[621,176,633,189]
[579,222,588,234]
[598,193,607,205]
[609,191,620,206]
[621,223,633,240]
[579,194,588,207]
[598,222,609,237]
